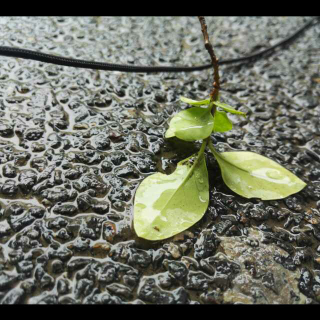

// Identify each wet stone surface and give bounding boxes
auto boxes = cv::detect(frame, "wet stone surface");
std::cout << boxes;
[0,16,319,304]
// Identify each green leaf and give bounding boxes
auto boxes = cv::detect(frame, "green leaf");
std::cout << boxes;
[213,110,233,132]
[209,143,306,200]
[213,101,246,117]
[180,96,210,106]
[165,107,214,141]
[133,152,209,240]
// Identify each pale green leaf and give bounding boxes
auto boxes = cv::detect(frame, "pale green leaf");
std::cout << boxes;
[165,107,214,141]
[213,110,233,132]
[134,153,209,240]
[209,144,306,200]
[213,101,246,117]
[180,96,210,106]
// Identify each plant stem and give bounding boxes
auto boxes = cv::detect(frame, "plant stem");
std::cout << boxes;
[198,16,221,113]
[207,140,248,173]
[207,139,221,158]
[184,139,208,182]
[194,139,208,168]
[198,138,208,157]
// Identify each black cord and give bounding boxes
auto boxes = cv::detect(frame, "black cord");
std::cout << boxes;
[0,17,318,73]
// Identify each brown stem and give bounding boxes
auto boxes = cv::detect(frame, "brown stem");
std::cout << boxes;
[198,16,220,105]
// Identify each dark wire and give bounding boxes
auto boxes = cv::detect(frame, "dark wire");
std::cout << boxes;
[0,17,318,73]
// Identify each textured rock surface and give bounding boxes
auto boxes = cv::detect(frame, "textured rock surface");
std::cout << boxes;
[221,229,307,304]
[0,16,319,304]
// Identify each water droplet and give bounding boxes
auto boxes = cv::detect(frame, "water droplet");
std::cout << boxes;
[160,216,168,222]
[266,170,283,180]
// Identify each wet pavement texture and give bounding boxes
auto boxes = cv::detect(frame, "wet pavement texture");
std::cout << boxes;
[0,16,319,304]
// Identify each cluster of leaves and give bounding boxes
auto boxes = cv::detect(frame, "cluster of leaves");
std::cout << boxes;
[133,97,306,241]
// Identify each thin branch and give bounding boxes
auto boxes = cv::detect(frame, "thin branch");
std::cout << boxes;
[198,16,220,103]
